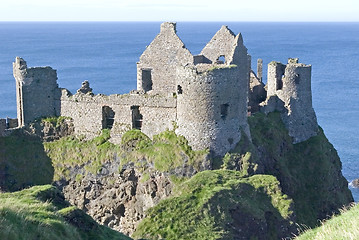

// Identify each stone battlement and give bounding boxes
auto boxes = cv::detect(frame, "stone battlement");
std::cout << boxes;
[10,22,318,156]
[0,118,18,136]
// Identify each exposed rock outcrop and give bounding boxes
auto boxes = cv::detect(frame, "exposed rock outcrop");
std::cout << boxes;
[351,179,359,188]
[59,169,173,236]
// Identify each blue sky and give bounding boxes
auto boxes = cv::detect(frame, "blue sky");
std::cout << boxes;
[1,0,358,22]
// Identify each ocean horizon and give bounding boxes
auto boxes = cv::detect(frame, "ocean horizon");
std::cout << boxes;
[1,21,358,200]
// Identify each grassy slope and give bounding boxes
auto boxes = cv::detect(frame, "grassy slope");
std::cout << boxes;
[295,204,359,240]
[133,170,295,240]
[248,112,353,226]
[0,185,131,240]
[0,131,54,191]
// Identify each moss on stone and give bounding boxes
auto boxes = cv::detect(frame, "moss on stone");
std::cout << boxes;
[44,129,122,180]
[120,129,209,173]
[40,116,72,127]
[44,128,207,181]
[207,64,238,72]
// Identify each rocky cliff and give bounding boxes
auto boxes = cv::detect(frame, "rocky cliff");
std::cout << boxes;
[0,112,353,239]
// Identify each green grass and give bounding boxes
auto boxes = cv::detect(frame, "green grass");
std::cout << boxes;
[120,129,209,173]
[44,129,121,180]
[248,112,353,227]
[39,116,72,127]
[0,130,54,191]
[0,185,131,240]
[133,170,294,240]
[295,204,359,240]
[44,128,208,181]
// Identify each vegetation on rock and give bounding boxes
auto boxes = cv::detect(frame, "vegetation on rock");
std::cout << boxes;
[44,129,121,180]
[0,113,354,239]
[0,185,131,240]
[247,112,353,227]
[120,129,209,173]
[43,128,209,181]
[133,170,295,240]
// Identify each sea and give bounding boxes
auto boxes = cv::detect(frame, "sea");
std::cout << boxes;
[0,22,358,201]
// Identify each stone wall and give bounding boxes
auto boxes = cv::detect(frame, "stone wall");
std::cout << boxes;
[249,70,266,114]
[200,26,248,67]
[266,58,318,143]
[0,119,6,136]
[60,89,177,141]
[176,64,248,156]
[0,118,19,136]
[13,57,60,126]
[137,22,193,93]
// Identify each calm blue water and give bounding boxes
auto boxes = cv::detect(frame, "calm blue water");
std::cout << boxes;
[1,22,359,200]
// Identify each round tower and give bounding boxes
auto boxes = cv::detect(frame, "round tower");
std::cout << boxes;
[175,64,248,156]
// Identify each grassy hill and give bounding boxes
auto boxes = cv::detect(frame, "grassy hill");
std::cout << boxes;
[295,203,358,240]
[133,170,296,240]
[0,184,131,240]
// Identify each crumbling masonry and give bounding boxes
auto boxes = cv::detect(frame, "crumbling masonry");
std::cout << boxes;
[11,22,318,155]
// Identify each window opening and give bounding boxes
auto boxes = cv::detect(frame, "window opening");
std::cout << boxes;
[102,106,115,129]
[276,74,284,90]
[131,106,143,130]
[217,55,226,64]
[220,104,229,119]
[177,85,183,94]
[141,69,152,92]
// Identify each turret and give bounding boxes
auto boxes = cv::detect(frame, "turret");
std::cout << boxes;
[266,58,318,143]
[175,25,251,156]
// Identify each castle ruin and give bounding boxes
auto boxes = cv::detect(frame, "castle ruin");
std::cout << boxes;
[10,22,318,156]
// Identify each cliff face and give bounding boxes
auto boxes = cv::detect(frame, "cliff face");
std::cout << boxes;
[60,169,173,236]
[0,113,353,239]
[247,112,353,226]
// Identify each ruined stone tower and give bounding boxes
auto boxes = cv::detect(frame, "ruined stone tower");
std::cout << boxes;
[175,25,250,156]
[266,58,318,143]
[136,22,250,156]
[13,57,60,126]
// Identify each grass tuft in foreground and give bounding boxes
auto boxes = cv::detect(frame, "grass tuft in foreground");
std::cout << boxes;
[295,203,359,240]
[0,185,131,240]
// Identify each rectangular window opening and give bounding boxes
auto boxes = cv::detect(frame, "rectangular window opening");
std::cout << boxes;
[131,106,143,130]
[221,103,229,119]
[102,106,115,129]
[141,69,152,92]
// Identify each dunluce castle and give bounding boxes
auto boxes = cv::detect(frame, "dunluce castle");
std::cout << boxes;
[2,22,318,156]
